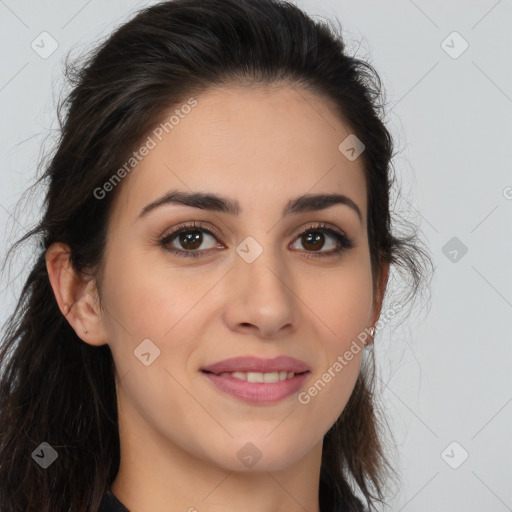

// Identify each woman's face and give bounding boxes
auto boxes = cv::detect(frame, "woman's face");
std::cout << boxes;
[97,84,381,472]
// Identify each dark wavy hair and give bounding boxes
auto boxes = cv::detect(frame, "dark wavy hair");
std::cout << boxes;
[0,0,433,511]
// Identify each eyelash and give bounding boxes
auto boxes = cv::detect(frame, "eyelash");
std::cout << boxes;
[158,221,355,259]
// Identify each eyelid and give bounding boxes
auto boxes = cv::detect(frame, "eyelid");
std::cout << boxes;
[160,220,223,240]
[291,222,354,251]
[294,221,348,237]
[161,219,349,241]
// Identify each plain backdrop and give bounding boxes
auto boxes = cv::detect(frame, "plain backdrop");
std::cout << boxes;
[1,1,511,511]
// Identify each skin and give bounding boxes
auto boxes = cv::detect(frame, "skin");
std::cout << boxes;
[46,83,388,512]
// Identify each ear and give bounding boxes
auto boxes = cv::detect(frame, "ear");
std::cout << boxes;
[45,242,108,346]
[367,259,390,345]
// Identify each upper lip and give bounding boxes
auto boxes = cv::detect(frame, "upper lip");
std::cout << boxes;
[201,355,311,374]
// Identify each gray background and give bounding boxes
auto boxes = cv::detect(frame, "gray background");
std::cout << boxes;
[1,0,511,510]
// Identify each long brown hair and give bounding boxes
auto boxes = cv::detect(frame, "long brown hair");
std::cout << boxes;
[0,1,432,510]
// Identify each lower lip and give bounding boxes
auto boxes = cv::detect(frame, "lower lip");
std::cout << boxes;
[201,371,310,404]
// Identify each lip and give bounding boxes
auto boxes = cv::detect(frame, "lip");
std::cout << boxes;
[200,355,311,374]
[200,355,311,404]
[201,371,310,404]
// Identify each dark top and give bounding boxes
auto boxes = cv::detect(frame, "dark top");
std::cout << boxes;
[98,489,130,512]
[98,488,367,512]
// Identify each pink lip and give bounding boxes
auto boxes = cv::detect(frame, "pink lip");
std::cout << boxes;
[200,356,311,404]
[201,371,310,404]
[200,355,311,374]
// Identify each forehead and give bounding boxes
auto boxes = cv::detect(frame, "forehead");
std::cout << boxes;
[108,84,367,226]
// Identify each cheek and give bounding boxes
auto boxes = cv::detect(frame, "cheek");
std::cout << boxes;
[296,259,372,416]
[100,248,222,381]
[305,258,374,346]
[100,247,191,334]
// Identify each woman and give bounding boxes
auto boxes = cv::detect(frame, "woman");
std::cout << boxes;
[0,0,432,511]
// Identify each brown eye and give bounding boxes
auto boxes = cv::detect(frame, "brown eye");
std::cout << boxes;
[300,231,328,251]
[291,224,354,258]
[177,230,204,251]
[158,222,354,259]
[159,223,221,258]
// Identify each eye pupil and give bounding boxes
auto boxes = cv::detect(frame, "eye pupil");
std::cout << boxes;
[303,232,324,251]
[180,231,202,250]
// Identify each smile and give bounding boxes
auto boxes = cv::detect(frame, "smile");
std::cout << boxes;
[201,370,310,403]
[217,371,297,382]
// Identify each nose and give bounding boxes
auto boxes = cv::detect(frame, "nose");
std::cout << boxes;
[222,244,298,339]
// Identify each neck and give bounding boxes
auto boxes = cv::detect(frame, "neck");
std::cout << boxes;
[110,409,323,512]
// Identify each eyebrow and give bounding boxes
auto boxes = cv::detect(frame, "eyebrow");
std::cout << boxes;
[138,190,363,223]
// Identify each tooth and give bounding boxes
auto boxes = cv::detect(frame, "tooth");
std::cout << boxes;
[263,371,280,383]
[247,372,264,383]
[216,371,296,382]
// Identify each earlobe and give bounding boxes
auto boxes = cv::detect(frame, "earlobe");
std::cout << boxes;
[45,242,108,346]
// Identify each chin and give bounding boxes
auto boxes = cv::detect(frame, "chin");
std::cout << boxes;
[202,435,314,473]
